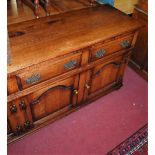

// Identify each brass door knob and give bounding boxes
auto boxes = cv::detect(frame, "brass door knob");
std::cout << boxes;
[73,89,78,95]
[85,84,90,89]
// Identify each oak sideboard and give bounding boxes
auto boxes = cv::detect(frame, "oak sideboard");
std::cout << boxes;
[7,4,141,143]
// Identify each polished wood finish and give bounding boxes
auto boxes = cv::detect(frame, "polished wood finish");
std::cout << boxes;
[90,33,134,62]
[8,97,33,135]
[8,5,141,74]
[84,55,123,100]
[16,51,82,90]
[29,75,79,121]
[129,0,148,80]
[7,5,141,143]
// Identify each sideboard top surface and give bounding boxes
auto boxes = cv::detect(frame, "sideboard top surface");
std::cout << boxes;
[8,4,141,74]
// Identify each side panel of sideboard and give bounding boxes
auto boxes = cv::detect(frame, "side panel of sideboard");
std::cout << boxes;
[129,0,148,80]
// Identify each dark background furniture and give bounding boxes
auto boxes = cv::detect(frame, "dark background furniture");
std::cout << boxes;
[129,0,148,80]
[16,0,96,18]
[7,0,97,25]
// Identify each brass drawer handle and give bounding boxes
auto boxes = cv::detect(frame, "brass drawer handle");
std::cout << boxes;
[64,60,77,70]
[26,74,41,84]
[95,49,106,58]
[120,41,130,48]
[73,89,78,95]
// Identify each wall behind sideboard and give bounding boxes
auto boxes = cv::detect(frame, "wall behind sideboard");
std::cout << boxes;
[114,0,138,14]
[98,0,138,14]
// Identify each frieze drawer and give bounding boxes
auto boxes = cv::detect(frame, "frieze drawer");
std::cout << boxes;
[89,33,134,62]
[15,52,82,90]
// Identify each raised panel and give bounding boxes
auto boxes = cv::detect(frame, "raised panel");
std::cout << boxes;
[30,85,73,121]
[90,62,120,94]
[28,76,79,122]
[85,55,124,100]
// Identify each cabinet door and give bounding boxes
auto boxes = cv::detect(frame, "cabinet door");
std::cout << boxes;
[84,55,126,101]
[28,75,79,122]
[7,97,33,135]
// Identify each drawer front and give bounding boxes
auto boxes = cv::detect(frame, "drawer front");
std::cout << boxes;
[90,33,134,62]
[16,52,82,90]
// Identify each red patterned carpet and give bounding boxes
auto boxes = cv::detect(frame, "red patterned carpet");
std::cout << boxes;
[8,67,148,155]
[107,124,148,155]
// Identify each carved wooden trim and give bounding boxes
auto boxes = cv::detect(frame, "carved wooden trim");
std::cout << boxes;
[30,85,74,106]
[30,85,74,122]
[92,62,121,78]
